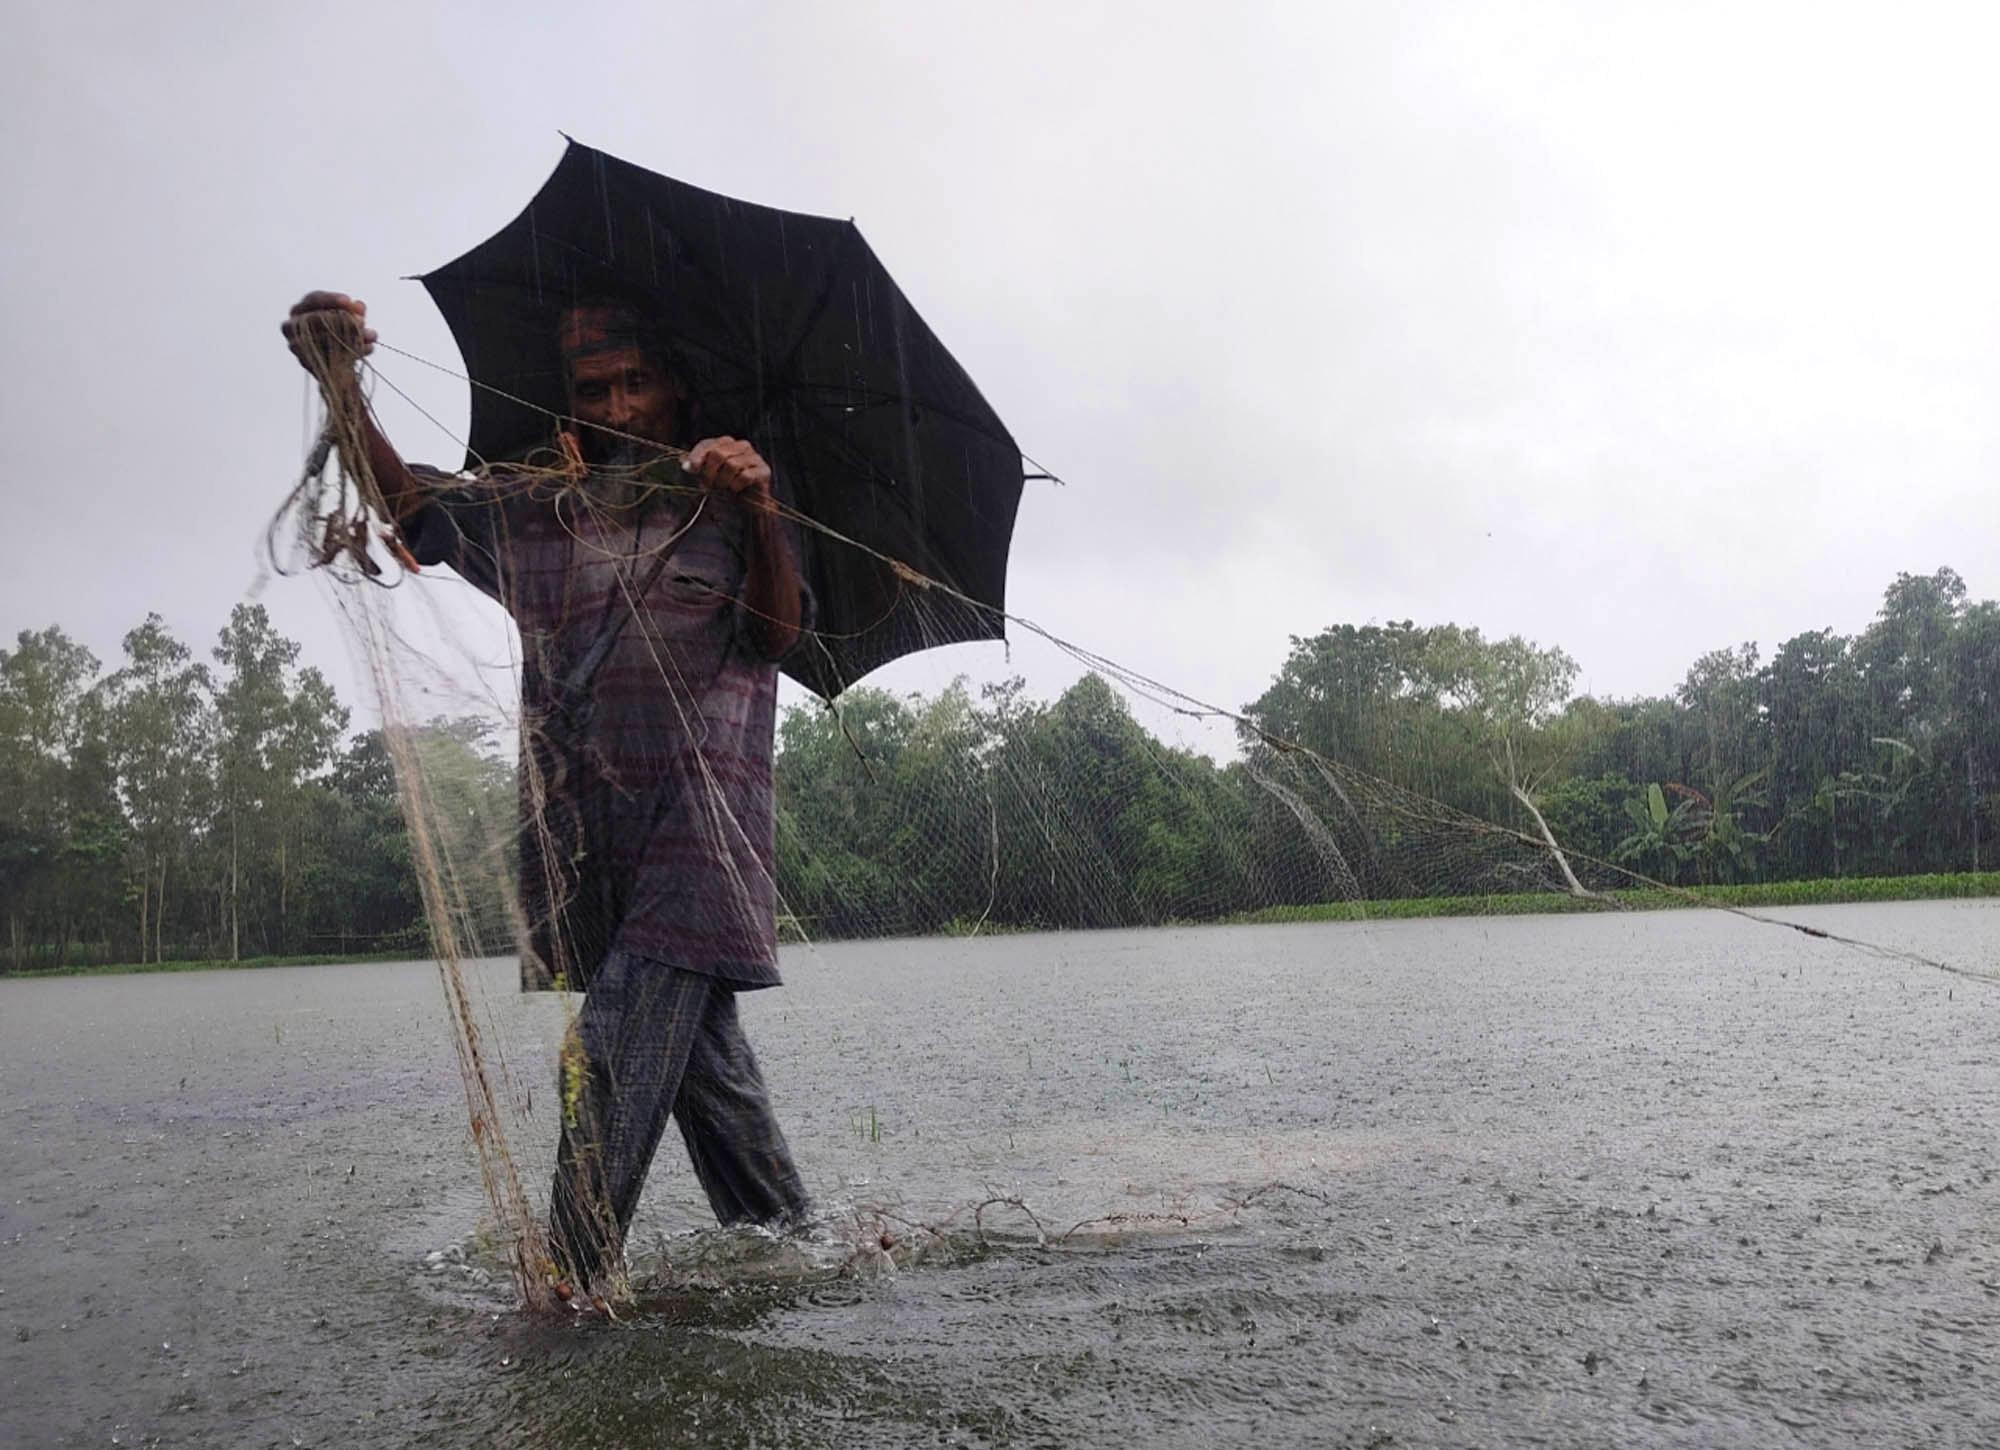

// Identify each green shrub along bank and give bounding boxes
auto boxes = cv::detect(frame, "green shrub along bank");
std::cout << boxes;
[1234,871,2000,925]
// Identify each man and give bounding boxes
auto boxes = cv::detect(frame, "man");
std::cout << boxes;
[282,290,813,1293]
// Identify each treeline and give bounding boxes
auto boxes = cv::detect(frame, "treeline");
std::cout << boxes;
[2,567,1993,970]
[0,606,513,971]
[1238,566,1997,887]
[774,567,1997,932]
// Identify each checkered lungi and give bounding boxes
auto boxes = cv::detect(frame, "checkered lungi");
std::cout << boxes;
[548,952,810,1285]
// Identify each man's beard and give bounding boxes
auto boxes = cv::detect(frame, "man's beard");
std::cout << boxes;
[577,432,676,511]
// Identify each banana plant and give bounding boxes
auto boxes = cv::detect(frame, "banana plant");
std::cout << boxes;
[1615,782,1695,883]
[1678,770,1772,883]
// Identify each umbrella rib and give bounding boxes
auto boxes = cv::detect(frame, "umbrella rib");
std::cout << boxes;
[761,225,854,390]
[772,397,907,496]
[765,381,1020,458]
[774,400,993,594]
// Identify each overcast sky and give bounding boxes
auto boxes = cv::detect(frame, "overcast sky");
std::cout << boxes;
[6,1,1995,741]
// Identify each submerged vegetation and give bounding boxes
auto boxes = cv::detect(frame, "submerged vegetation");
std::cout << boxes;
[1,566,1994,973]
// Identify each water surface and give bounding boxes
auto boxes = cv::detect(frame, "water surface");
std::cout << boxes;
[3,902,1997,1447]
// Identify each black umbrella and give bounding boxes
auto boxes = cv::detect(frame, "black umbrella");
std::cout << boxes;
[417,138,1026,699]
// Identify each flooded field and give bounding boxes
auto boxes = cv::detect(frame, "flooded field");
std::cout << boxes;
[3,901,1997,1447]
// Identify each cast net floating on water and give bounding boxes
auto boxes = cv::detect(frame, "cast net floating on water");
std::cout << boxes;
[274,326,1998,1311]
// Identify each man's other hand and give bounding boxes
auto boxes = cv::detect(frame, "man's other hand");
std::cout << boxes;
[686,437,776,515]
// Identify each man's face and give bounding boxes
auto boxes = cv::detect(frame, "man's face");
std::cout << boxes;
[560,309,684,459]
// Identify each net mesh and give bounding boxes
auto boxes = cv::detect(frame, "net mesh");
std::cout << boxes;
[273,328,1992,1309]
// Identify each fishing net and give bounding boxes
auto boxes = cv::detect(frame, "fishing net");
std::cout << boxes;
[273,323,1994,1311]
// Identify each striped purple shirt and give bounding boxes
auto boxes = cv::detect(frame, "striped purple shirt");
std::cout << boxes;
[402,471,805,992]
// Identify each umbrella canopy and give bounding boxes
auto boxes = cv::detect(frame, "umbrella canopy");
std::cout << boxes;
[418,138,1025,698]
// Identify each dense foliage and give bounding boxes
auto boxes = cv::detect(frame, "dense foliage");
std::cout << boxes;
[0,568,1991,971]
[773,569,1994,933]
[0,605,512,970]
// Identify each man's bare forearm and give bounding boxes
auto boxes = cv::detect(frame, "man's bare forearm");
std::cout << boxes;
[355,404,425,523]
[743,506,804,660]
[681,435,802,660]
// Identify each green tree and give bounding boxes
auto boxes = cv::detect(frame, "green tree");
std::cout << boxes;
[1240,621,1494,820]
[103,615,213,963]
[397,716,517,956]
[774,687,923,935]
[210,605,350,957]
[1536,772,1642,873]
[1761,628,1862,878]
[1948,600,2000,870]
[1844,569,1975,873]
[306,730,422,953]
[53,694,128,965]
[1449,632,1595,892]
[1678,643,1766,797]
[0,628,105,969]
[212,604,293,959]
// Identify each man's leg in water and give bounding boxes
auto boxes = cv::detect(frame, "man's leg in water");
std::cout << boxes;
[674,987,811,1226]
[547,954,810,1287]
[548,953,710,1288]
